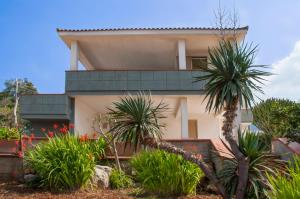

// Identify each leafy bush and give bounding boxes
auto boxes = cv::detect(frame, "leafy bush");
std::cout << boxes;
[218,131,286,199]
[0,127,20,140]
[130,150,203,196]
[266,156,300,199]
[253,98,300,139]
[109,169,133,189]
[87,137,106,161]
[25,134,97,190]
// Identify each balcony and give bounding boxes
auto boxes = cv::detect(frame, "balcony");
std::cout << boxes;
[65,70,207,95]
[20,94,72,120]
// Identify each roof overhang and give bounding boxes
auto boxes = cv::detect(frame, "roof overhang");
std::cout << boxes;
[57,27,248,70]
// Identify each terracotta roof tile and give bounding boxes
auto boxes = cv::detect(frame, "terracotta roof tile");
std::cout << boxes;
[57,26,248,32]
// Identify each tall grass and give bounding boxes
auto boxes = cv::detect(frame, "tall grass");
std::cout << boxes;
[25,134,104,190]
[266,156,300,199]
[130,150,203,196]
[109,169,133,189]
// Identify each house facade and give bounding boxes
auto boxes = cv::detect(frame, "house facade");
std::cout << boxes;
[20,27,248,139]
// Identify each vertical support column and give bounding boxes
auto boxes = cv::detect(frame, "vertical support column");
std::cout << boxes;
[180,97,188,138]
[70,41,79,70]
[178,40,187,70]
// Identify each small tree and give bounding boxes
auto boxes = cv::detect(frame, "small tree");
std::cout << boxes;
[92,114,121,171]
[194,41,270,199]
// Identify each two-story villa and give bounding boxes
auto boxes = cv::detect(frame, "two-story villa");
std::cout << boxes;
[20,27,248,140]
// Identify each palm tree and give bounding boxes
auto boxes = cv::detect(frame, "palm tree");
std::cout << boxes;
[194,40,270,199]
[108,93,227,198]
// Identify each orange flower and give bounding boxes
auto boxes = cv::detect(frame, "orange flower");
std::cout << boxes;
[79,134,88,142]
[30,133,35,138]
[41,128,46,132]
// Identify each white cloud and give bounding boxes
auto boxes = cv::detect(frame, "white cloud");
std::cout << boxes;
[263,40,300,102]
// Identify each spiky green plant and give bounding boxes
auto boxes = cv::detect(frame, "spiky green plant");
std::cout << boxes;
[108,93,168,150]
[266,156,300,199]
[217,131,286,199]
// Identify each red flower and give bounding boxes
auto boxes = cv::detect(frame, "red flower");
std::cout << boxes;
[59,126,68,135]
[48,131,54,138]
[28,137,32,144]
[17,151,23,158]
[92,132,97,139]
[15,141,19,146]
[69,123,75,129]
[53,123,59,129]
[30,133,35,138]
[41,128,46,132]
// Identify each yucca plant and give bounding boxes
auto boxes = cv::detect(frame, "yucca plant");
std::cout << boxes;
[108,93,226,197]
[131,150,204,196]
[266,156,300,199]
[218,131,286,199]
[194,40,271,199]
[25,134,98,190]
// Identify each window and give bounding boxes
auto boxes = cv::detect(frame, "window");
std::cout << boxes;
[191,57,207,70]
[188,120,198,139]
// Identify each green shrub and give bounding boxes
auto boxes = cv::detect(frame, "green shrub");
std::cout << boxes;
[218,130,286,199]
[266,156,300,199]
[0,127,20,140]
[253,98,300,139]
[109,169,133,189]
[25,134,98,190]
[87,138,106,160]
[130,150,203,196]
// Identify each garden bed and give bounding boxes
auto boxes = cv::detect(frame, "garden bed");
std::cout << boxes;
[0,181,221,199]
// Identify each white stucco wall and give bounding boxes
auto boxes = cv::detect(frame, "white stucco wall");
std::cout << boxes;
[74,98,96,136]
[73,95,242,139]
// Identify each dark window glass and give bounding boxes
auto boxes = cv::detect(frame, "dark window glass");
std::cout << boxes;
[191,57,207,70]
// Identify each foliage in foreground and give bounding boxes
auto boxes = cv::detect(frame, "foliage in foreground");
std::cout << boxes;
[131,150,204,196]
[252,98,300,141]
[217,131,286,199]
[266,156,300,199]
[109,169,133,189]
[0,127,20,140]
[25,134,105,190]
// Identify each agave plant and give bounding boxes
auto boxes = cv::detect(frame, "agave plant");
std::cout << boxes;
[107,93,227,197]
[218,131,286,199]
[194,40,271,199]
[108,93,168,150]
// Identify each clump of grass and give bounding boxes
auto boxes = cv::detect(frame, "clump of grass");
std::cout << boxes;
[266,156,300,199]
[130,150,203,196]
[109,169,133,189]
[25,134,103,190]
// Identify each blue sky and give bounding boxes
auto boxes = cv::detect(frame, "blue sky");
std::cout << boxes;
[1,0,300,100]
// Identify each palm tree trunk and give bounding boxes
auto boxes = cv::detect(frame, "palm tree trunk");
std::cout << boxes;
[144,138,228,199]
[222,97,249,199]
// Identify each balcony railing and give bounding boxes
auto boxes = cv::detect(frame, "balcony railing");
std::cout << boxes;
[20,94,71,120]
[65,70,206,94]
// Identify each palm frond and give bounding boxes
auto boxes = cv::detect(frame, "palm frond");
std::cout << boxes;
[194,40,271,113]
[107,92,168,151]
